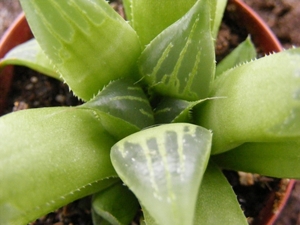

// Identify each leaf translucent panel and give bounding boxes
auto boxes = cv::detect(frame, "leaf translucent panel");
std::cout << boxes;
[111,123,212,225]
[19,0,141,101]
[196,48,300,154]
[0,107,118,224]
[138,0,215,101]
[213,141,300,178]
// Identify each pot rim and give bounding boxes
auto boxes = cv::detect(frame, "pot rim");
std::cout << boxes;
[227,0,282,53]
[0,2,295,225]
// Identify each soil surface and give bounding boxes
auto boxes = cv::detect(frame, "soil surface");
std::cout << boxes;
[1,0,300,225]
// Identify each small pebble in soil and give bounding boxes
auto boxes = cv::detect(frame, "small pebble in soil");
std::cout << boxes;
[13,101,28,111]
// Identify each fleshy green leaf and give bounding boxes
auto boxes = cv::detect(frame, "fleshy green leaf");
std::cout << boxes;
[0,39,60,80]
[19,0,141,101]
[213,141,300,179]
[122,0,133,22]
[143,161,248,225]
[209,0,228,40]
[81,78,154,140]
[154,97,207,123]
[0,107,118,225]
[138,0,215,101]
[195,48,300,154]
[216,36,257,77]
[111,123,212,225]
[194,162,248,225]
[123,0,197,47]
[92,181,139,225]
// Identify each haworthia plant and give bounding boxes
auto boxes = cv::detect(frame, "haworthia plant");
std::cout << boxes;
[2,0,300,224]
[111,123,212,225]
[138,0,215,101]
[19,0,141,101]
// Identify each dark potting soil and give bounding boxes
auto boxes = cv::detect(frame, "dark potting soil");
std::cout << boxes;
[245,1,300,225]
[1,0,300,225]
[2,66,82,115]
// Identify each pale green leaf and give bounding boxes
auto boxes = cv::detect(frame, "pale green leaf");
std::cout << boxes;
[0,107,118,225]
[92,181,139,225]
[0,39,60,80]
[123,0,197,47]
[142,207,158,225]
[209,0,228,40]
[111,123,212,225]
[19,0,141,101]
[216,36,257,77]
[142,161,247,225]
[138,0,215,101]
[213,141,300,179]
[194,162,248,225]
[82,78,154,140]
[195,48,300,154]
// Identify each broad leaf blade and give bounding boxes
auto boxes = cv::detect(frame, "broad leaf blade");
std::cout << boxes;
[19,0,141,101]
[196,48,300,154]
[138,0,215,101]
[82,78,154,140]
[0,39,60,80]
[111,123,212,225]
[213,141,300,179]
[0,107,118,225]
[194,162,248,225]
[92,182,139,225]
[216,36,256,77]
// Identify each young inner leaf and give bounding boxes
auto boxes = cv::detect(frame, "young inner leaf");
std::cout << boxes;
[138,0,215,101]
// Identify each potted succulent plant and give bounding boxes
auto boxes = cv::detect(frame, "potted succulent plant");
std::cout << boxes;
[0,0,299,225]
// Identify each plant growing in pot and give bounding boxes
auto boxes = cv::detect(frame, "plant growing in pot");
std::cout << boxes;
[0,0,300,224]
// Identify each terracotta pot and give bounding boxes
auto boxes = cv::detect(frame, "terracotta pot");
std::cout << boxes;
[0,13,33,114]
[227,0,282,53]
[226,1,294,224]
[0,2,295,225]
